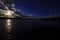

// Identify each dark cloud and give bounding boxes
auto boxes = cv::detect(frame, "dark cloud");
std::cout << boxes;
[4,0,15,7]
[0,0,15,8]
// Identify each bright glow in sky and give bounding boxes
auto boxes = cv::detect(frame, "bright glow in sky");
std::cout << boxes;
[5,10,14,16]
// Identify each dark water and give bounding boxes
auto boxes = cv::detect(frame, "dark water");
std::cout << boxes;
[0,19,59,40]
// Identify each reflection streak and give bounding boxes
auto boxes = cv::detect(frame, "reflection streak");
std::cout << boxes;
[6,19,12,32]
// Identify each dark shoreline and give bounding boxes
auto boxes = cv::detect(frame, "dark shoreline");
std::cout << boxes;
[0,17,60,20]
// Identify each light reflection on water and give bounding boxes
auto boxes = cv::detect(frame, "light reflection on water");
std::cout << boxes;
[6,19,12,32]
[4,19,14,39]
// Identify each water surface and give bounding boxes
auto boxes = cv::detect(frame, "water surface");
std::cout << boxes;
[0,19,59,40]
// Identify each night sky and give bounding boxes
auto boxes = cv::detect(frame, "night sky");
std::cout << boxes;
[14,0,60,17]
